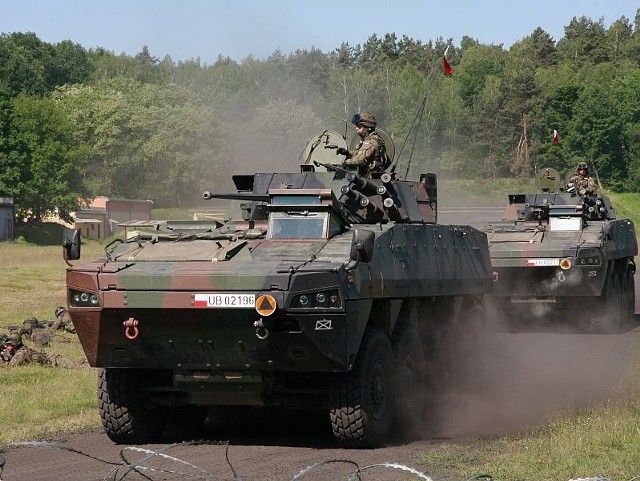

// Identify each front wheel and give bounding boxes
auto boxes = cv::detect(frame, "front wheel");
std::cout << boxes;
[622,264,636,328]
[592,265,626,334]
[98,368,168,444]
[329,328,396,448]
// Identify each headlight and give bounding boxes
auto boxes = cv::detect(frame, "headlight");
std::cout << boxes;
[291,289,341,309]
[576,255,601,266]
[70,289,100,307]
[576,248,602,266]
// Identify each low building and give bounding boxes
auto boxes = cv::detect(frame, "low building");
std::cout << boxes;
[74,196,153,240]
[0,197,15,241]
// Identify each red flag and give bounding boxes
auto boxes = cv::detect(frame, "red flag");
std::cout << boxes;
[443,46,453,76]
[443,55,453,76]
[553,129,559,145]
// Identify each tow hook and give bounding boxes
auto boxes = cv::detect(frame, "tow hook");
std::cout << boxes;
[123,317,139,340]
[254,318,269,340]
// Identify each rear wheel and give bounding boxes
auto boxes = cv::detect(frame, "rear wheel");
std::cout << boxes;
[329,328,396,448]
[392,326,425,428]
[98,368,168,444]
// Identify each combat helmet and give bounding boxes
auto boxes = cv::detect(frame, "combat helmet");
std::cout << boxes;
[351,112,376,129]
[23,316,38,331]
[5,333,22,346]
[55,306,67,318]
[576,162,589,173]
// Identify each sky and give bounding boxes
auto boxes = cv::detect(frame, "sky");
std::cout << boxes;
[2,1,639,63]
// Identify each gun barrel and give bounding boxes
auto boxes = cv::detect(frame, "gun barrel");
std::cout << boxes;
[203,192,270,202]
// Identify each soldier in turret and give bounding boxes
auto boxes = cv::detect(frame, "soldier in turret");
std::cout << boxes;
[336,112,389,178]
[568,161,597,196]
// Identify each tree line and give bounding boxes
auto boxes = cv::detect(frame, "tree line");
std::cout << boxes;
[1,12,640,223]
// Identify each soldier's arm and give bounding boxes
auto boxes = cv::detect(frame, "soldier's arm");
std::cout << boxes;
[345,138,380,166]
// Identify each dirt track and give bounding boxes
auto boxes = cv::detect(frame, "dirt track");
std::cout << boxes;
[3,321,639,481]
[1,420,451,481]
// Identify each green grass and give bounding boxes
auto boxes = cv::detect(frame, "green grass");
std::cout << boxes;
[0,365,98,445]
[609,192,640,234]
[14,221,68,246]
[0,240,104,327]
[0,233,105,447]
[421,395,640,481]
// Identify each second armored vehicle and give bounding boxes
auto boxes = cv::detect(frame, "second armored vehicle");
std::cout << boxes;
[63,129,493,448]
[483,167,637,333]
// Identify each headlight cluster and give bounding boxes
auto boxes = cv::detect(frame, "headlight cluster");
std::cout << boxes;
[69,289,100,307]
[576,256,601,266]
[291,289,341,309]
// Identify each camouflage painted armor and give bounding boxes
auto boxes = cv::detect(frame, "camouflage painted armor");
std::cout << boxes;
[483,166,637,333]
[63,127,494,448]
[344,130,388,176]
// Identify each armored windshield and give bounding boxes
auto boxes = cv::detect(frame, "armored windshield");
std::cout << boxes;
[268,212,329,239]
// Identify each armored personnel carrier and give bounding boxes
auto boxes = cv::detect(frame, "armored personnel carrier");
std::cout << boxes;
[63,128,493,448]
[484,167,637,333]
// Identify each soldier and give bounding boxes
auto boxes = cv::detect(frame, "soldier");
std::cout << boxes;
[0,334,15,364]
[18,316,51,347]
[21,316,38,336]
[52,306,75,333]
[336,112,389,178]
[568,162,597,196]
[1,333,31,366]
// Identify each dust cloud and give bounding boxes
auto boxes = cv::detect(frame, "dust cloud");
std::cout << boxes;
[423,187,638,438]
[425,329,636,438]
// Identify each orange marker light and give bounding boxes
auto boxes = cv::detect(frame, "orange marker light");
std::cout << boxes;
[255,294,277,316]
[560,258,572,270]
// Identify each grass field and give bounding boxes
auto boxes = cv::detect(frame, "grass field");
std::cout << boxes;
[2,193,640,479]
[0,225,105,446]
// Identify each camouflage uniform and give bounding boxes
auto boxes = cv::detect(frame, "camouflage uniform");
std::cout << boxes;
[338,112,389,178]
[0,333,30,366]
[569,162,597,196]
[18,317,52,347]
[345,130,388,176]
[52,306,75,333]
[8,345,31,366]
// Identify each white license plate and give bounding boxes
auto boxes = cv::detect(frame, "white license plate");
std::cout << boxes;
[526,258,560,267]
[194,293,256,308]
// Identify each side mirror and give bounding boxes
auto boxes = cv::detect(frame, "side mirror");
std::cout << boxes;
[62,228,81,261]
[350,229,375,264]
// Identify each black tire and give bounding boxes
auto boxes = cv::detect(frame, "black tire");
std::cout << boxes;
[329,328,396,448]
[98,368,168,444]
[392,326,426,428]
[593,266,625,334]
[622,264,636,328]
